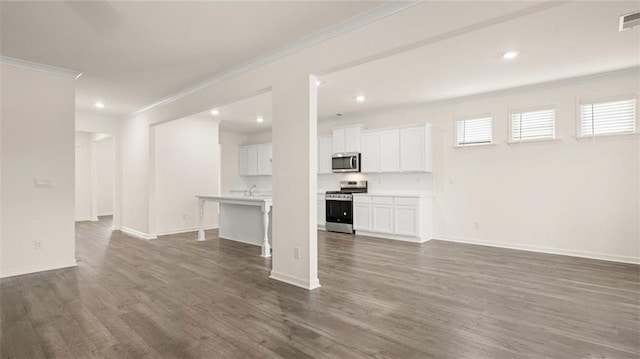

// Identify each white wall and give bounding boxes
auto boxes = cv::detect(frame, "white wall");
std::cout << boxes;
[95,137,114,216]
[75,132,92,221]
[1,64,77,278]
[318,72,639,263]
[153,117,220,235]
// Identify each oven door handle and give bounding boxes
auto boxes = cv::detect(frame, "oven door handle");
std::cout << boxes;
[351,156,356,169]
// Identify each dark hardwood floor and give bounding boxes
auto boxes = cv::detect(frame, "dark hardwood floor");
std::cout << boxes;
[1,217,638,358]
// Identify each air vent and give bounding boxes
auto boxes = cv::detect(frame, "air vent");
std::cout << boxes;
[620,10,640,31]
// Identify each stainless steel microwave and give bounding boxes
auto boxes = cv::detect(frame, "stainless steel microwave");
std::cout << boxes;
[332,152,361,173]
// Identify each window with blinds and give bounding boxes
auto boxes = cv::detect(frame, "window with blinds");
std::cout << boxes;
[510,108,556,142]
[456,117,493,146]
[580,98,636,137]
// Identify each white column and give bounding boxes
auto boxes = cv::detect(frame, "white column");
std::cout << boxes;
[197,198,205,241]
[269,74,320,290]
[261,203,271,257]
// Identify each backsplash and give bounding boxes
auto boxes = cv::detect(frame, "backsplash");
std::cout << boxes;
[231,172,432,195]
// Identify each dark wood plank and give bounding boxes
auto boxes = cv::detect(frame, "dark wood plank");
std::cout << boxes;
[0,216,638,358]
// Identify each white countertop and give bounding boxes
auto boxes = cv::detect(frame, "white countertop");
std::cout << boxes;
[352,192,433,198]
[196,194,273,205]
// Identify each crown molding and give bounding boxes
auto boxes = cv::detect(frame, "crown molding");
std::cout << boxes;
[128,0,421,117]
[0,56,82,80]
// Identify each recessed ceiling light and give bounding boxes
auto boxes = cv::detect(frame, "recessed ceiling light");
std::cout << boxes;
[94,102,105,109]
[502,51,519,60]
[316,79,323,86]
[355,95,366,102]
[210,109,219,116]
[256,116,264,123]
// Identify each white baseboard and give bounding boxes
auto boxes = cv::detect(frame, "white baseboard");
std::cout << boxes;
[0,259,78,279]
[433,235,640,265]
[156,225,218,236]
[356,230,429,244]
[119,226,157,240]
[90,216,99,222]
[98,212,113,217]
[269,270,321,290]
[74,216,92,222]
[318,224,326,231]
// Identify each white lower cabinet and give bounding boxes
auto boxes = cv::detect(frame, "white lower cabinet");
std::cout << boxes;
[353,194,432,243]
[353,196,372,231]
[317,194,326,227]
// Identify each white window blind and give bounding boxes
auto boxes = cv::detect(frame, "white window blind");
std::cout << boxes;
[511,108,556,142]
[456,117,492,146]
[580,98,636,137]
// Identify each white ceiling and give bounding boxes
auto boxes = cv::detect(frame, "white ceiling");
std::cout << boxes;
[0,0,382,116]
[210,1,639,134]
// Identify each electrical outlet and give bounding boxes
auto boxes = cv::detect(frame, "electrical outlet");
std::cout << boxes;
[474,221,480,230]
[293,247,300,260]
[34,240,42,250]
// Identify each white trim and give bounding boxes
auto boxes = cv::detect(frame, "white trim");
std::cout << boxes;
[218,235,262,247]
[75,216,93,222]
[156,224,218,236]
[269,270,321,290]
[0,56,82,79]
[129,1,418,117]
[356,230,429,243]
[119,226,157,240]
[97,212,114,217]
[508,137,562,146]
[433,235,640,265]
[0,259,78,279]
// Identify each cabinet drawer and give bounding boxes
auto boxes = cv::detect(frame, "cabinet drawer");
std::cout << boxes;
[353,196,371,204]
[394,197,419,206]
[372,196,393,205]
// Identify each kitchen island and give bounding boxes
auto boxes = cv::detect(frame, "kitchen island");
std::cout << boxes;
[196,195,272,257]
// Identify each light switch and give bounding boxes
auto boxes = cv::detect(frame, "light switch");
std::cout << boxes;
[34,177,52,188]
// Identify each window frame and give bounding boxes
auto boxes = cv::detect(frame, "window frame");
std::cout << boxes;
[453,113,495,148]
[508,105,558,144]
[577,95,638,139]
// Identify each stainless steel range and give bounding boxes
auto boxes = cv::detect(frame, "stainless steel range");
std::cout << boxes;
[325,180,367,234]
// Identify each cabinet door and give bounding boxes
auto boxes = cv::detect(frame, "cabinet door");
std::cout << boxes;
[332,129,345,154]
[257,144,272,175]
[317,194,326,226]
[353,203,372,231]
[379,130,400,172]
[318,136,332,174]
[247,145,258,176]
[400,127,425,172]
[360,132,380,173]
[345,127,361,152]
[394,205,419,237]
[372,204,394,233]
[238,146,249,176]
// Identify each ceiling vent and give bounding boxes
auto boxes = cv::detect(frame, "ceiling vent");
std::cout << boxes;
[619,10,640,31]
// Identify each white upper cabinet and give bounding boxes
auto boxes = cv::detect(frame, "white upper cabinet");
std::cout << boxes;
[379,130,400,172]
[360,132,380,173]
[317,136,333,174]
[257,143,272,175]
[247,145,258,176]
[332,129,346,153]
[238,146,249,176]
[332,126,362,154]
[239,143,272,176]
[400,125,433,172]
[360,124,433,174]
[344,127,361,152]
